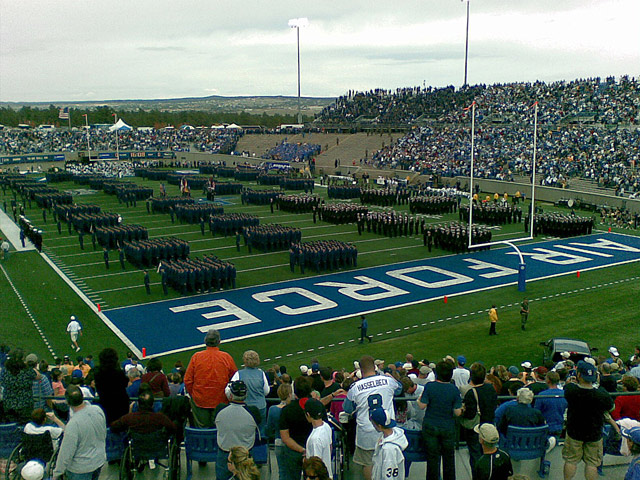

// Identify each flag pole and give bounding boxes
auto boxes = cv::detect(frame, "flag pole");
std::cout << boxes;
[113,113,119,161]
[83,114,91,159]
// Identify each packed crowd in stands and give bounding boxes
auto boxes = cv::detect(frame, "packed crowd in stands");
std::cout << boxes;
[318,77,640,197]
[3,330,640,480]
[262,141,321,163]
[0,126,242,155]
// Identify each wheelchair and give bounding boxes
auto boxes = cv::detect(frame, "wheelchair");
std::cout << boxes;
[327,414,348,480]
[6,431,59,480]
[119,430,180,480]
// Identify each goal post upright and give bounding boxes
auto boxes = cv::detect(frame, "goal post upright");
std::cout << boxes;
[466,100,539,292]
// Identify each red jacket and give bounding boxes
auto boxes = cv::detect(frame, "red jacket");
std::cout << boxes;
[184,347,237,408]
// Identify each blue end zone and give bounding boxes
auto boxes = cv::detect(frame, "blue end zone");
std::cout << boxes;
[103,233,640,356]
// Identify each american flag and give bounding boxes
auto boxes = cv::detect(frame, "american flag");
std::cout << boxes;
[58,107,69,119]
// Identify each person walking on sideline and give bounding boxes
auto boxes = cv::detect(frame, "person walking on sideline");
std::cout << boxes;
[489,305,498,336]
[67,316,82,352]
[359,315,372,344]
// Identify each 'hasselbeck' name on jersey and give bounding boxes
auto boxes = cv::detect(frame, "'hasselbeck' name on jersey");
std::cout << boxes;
[356,377,392,392]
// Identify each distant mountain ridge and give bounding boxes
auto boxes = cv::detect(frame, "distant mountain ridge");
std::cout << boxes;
[0,95,335,115]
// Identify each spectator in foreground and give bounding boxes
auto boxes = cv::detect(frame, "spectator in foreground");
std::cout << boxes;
[418,360,462,480]
[472,423,513,480]
[140,358,170,398]
[92,348,129,425]
[227,446,261,480]
[302,456,331,480]
[534,371,567,438]
[279,376,313,480]
[621,427,640,480]
[612,376,640,421]
[305,399,333,478]
[370,407,408,480]
[229,350,270,425]
[563,360,614,480]
[184,329,237,427]
[52,385,106,480]
[497,388,546,435]
[110,391,176,435]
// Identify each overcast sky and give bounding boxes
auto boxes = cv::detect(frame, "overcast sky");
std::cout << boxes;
[0,0,637,103]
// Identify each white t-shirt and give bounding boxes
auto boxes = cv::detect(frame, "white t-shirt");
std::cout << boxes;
[67,320,81,334]
[452,367,470,389]
[306,422,333,478]
[346,374,401,450]
[24,422,64,448]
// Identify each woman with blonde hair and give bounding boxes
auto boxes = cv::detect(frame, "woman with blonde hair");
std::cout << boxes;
[230,350,270,425]
[228,446,261,480]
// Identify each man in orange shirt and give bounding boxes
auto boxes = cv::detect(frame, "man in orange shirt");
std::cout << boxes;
[184,329,238,427]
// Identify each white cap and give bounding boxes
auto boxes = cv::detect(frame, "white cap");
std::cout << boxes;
[521,361,532,369]
[70,315,76,321]
[21,461,44,480]
[561,352,571,359]
[299,365,309,375]
[609,346,620,357]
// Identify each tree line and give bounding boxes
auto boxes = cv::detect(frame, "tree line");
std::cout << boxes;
[0,105,312,129]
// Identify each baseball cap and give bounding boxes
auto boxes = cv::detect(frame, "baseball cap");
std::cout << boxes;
[72,369,83,378]
[577,360,597,382]
[25,353,38,364]
[402,362,412,370]
[534,366,548,376]
[474,423,499,445]
[419,365,431,375]
[70,315,76,321]
[299,365,309,375]
[508,366,519,376]
[21,460,44,480]
[374,359,385,366]
[457,355,466,365]
[622,426,640,444]
[394,361,403,368]
[311,362,320,372]
[229,380,247,397]
[304,399,325,419]
[609,346,620,357]
[521,361,532,369]
[369,408,396,428]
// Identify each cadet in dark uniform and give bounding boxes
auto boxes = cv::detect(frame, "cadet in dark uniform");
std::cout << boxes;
[144,270,151,294]
[103,248,109,269]
[200,217,205,235]
[20,229,25,248]
[42,209,47,223]
[119,248,125,270]
[78,230,84,250]
[235,231,241,252]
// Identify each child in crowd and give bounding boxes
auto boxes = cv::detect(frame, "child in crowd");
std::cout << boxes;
[369,407,408,480]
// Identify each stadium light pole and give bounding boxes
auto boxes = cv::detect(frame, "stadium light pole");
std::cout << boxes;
[113,113,120,161]
[467,101,476,249]
[83,114,91,159]
[463,0,470,87]
[288,17,308,125]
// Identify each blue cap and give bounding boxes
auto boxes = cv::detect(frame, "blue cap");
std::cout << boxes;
[457,355,466,365]
[577,360,597,382]
[508,365,519,376]
[311,362,320,372]
[71,369,83,378]
[370,408,396,428]
[394,361,403,368]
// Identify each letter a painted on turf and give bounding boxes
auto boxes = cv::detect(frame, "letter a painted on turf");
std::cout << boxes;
[386,266,473,288]
[508,248,590,265]
[253,287,337,315]
[569,239,640,253]
[315,275,409,301]
[463,259,519,278]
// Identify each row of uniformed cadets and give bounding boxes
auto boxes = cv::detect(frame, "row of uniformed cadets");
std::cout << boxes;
[257,174,285,186]
[55,204,101,222]
[459,202,523,225]
[212,182,243,195]
[276,194,321,213]
[526,213,595,237]
[116,186,153,206]
[317,203,368,224]
[242,224,302,252]
[149,196,194,214]
[327,185,360,199]
[240,188,280,205]
[289,240,358,274]
[174,204,224,224]
[71,212,119,233]
[95,224,148,249]
[423,222,493,253]
[357,211,425,237]
[34,192,73,209]
[160,255,236,295]
[123,237,190,267]
[209,213,259,237]
[18,216,43,252]
[280,178,314,192]
[409,195,458,215]
[359,187,399,206]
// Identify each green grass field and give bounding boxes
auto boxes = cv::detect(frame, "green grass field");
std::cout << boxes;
[1,174,639,373]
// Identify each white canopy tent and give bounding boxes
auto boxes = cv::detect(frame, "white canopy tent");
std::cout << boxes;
[109,119,133,132]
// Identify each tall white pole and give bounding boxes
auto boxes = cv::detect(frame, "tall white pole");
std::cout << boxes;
[464,0,470,87]
[296,26,301,125]
[83,114,91,158]
[113,113,120,161]
[468,101,476,248]
[530,102,538,238]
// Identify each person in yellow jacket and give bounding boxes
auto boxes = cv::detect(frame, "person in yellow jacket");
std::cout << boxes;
[489,305,498,336]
